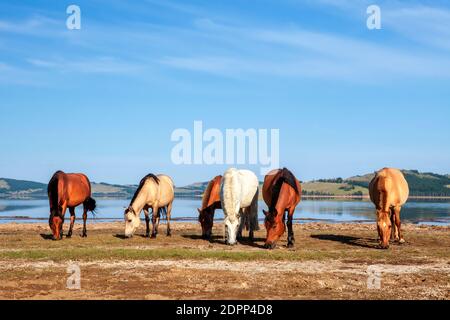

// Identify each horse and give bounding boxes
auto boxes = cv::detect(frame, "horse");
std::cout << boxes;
[220,168,259,246]
[47,171,96,240]
[197,175,222,240]
[262,168,302,249]
[369,168,409,249]
[124,174,175,238]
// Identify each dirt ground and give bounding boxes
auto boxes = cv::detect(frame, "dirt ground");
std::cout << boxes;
[0,221,448,300]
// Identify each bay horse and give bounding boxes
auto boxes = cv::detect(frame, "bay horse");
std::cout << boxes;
[124,174,175,238]
[262,168,302,249]
[369,168,409,249]
[47,171,96,240]
[220,168,259,246]
[198,175,222,240]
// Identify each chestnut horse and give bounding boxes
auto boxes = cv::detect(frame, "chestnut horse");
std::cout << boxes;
[47,171,96,240]
[197,175,222,240]
[369,168,409,249]
[262,168,301,249]
[124,174,175,238]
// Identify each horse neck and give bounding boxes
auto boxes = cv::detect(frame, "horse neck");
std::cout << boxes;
[273,184,292,216]
[130,191,147,214]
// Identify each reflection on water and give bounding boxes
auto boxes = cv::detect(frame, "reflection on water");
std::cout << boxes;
[0,198,449,225]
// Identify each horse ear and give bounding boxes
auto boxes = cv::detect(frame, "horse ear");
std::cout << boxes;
[263,209,269,217]
[197,208,202,215]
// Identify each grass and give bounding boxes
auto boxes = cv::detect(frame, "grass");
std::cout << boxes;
[0,244,443,263]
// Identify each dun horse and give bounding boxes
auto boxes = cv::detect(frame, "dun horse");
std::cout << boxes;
[47,171,96,240]
[198,175,222,240]
[220,168,259,245]
[124,174,175,238]
[369,168,409,249]
[262,168,302,249]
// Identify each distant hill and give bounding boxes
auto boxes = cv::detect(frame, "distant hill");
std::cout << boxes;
[0,178,205,200]
[1,169,449,200]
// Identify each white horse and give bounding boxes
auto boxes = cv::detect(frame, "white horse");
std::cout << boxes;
[220,168,259,245]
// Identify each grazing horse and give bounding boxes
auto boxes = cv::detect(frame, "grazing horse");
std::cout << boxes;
[369,168,409,249]
[124,174,175,238]
[47,171,96,240]
[262,168,302,249]
[220,168,259,246]
[198,175,222,240]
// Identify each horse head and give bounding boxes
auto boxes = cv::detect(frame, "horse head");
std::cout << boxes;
[124,206,140,238]
[377,209,392,249]
[263,209,285,249]
[198,207,214,240]
[224,215,240,246]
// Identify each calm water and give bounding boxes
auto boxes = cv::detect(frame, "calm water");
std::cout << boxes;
[0,198,449,225]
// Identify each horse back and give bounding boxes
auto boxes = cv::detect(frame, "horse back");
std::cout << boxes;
[202,175,222,210]
[155,174,175,205]
[263,169,302,208]
[369,168,409,210]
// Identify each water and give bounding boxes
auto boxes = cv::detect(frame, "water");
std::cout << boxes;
[0,198,449,225]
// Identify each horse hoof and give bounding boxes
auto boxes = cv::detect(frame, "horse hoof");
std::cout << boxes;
[66,234,72,239]
[287,243,294,249]
[82,234,87,238]
[151,234,157,239]
[399,239,406,244]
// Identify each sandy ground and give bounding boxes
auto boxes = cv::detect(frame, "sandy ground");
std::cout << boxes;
[0,221,448,300]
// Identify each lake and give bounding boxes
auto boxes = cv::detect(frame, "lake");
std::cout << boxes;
[0,198,449,225]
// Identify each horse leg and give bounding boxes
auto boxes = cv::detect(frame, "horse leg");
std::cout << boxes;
[82,206,88,238]
[151,206,160,238]
[390,207,396,241]
[237,209,245,241]
[394,206,404,244]
[287,208,295,248]
[143,206,150,238]
[58,204,67,240]
[248,191,259,242]
[67,207,76,238]
[166,202,173,237]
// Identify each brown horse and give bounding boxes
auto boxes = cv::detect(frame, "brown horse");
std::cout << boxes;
[47,171,96,240]
[197,175,222,240]
[262,168,302,249]
[369,168,409,249]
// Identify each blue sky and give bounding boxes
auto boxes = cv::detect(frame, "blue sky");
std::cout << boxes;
[1,0,449,186]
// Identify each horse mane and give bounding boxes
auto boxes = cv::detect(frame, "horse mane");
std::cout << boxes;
[222,168,240,223]
[269,168,299,212]
[130,174,160,206]
[48,171,64,216]
[201,175,222,210]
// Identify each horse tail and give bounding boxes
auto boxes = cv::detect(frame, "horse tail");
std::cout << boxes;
[158,206,167,219]
[84,197,97,214]
[250,188,260,231]
[48,171,62,216]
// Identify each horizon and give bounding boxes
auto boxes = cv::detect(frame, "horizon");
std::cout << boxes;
[1,1,450,186]
[1,167,448,187]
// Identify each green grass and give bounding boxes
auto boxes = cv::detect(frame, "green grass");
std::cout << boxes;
[0,245,438,263]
